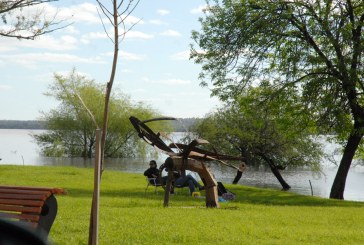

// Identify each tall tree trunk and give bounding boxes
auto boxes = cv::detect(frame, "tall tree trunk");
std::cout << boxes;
[88,143,93,158]
[83,128,87,158]
[259,154,291,190]
[330,128,363,199]
[269,165,291,190]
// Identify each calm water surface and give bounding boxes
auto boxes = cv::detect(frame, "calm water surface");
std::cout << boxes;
[1,129,363,201]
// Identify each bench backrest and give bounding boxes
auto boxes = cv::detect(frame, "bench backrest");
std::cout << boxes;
[0,185,65,233]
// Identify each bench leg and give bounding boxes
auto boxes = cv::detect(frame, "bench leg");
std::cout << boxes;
[37,194,58,235]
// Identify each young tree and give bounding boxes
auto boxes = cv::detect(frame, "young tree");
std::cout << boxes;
[191,0,364,199]
[89,1,140,243]
[194,87,323,190]
[94,0,140,170]
[33,70,162,158]
[0,0,66,39]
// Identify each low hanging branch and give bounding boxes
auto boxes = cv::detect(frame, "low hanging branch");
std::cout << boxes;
[0,0,70,40]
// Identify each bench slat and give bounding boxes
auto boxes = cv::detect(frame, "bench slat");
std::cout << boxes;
[0,204,41,214]
[0,198,44,207]
[0,212,40,222]
[0,186,66,195]
[0,188,52,196]
[0,193,48,201]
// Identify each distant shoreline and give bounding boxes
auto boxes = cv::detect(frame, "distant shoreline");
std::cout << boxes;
[0,120,45,129]
[0,118,201,131]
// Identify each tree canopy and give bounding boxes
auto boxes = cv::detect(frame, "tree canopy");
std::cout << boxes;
[192,0,364,199]
[193,86,323,189]
[33,70,168,158]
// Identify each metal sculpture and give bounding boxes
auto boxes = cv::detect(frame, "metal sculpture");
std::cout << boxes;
[129,116,245,208]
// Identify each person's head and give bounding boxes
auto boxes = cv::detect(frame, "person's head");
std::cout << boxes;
[149,160,157,168]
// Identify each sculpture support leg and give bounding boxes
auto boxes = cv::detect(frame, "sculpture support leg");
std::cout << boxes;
[199,164,219,208]
[164,169,173,207]
[167,157,220,208]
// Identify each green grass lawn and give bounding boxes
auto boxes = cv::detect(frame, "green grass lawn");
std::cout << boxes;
[0,165,363,244]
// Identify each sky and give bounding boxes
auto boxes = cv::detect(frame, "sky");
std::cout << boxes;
[0,0,221,120]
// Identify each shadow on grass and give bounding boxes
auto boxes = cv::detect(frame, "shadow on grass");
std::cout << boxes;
[63,187,192,201]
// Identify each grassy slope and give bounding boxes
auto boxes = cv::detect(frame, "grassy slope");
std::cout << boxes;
[0,165,363,245]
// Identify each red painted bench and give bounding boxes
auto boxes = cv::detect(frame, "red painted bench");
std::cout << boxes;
[0,185,66,235]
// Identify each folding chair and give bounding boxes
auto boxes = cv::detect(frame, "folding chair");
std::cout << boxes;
[145,177,163,194]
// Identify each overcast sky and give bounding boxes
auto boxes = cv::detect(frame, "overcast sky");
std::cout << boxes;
[0,0,221,120]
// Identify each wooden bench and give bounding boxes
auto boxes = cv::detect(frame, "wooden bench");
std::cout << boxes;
[0,185,66,236]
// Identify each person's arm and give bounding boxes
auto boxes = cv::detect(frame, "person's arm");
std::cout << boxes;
[151,169,159,178]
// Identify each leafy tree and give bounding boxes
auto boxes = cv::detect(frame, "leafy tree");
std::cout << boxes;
[193,86,323,189]
[33,70,166,158]
[191,0,364,199]
[0,0,66,40]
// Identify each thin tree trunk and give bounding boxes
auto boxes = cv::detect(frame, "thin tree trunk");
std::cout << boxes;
[89,1,140,244]
[100,0,119,173]
[83,128,87,158]
[330,128,363,199]
[89,129,101,245]
[88,143,93,158]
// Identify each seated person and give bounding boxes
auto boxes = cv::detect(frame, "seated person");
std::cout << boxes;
[173,170,205,195]
[144,160,167,185]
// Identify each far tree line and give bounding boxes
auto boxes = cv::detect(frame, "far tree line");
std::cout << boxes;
[0,118,200,131]
[0,120,45,129]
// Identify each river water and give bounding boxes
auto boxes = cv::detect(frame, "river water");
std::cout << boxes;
[0,129,363,201]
